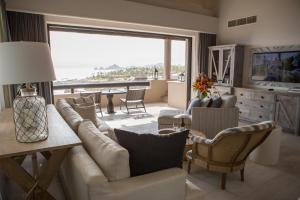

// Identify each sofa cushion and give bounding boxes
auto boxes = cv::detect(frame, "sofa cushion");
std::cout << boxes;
[78,120,130,181]
[114,129,188,177]
[74,104,97,125]
[59,106,83,132]
[186,98,202,114]
[220,95,237,108]
[56,99,72,113]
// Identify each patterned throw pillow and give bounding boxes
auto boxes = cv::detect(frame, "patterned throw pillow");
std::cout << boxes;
[73,95,95,106]
[209,96,222,108]
[73,104,97,125]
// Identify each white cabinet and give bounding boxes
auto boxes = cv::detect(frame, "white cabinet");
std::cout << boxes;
[208,44,244,87]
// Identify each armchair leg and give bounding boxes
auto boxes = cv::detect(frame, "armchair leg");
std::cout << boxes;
[221,173,227,190]
[187,159,192,174]
[240,168,244,182]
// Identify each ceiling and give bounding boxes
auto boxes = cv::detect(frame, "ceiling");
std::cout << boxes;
[125,0,218,17]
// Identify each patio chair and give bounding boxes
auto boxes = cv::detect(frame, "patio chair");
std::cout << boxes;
[120,89,146,113]
[80,92,103,116]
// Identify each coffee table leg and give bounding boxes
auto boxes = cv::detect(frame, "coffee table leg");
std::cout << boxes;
[106,94,115,114]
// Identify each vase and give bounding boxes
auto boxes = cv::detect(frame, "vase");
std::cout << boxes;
[196,91,204,99]
[13,96,48,143]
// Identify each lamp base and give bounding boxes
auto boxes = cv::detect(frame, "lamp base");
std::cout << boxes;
[13,95,48,143]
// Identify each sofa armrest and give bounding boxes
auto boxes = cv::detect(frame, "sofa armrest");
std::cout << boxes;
[94,168,186,200]
[60,146,110,200]
[191,107,239,139]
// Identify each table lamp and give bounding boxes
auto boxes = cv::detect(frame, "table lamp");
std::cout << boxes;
[0,41,56,143]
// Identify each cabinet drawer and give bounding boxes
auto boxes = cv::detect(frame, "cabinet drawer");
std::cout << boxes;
[253,92,275,102]
[237,98,275,111]
[235,88,275,103]
[238,107,274,122]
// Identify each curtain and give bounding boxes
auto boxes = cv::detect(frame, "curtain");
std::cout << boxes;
[7,11,53,104]
[198,33,216,74]
[0,0,11,109]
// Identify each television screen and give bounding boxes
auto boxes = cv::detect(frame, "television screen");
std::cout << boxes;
[252,51,300,83]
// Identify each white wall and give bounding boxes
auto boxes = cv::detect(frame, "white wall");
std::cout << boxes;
[6,0,218,33]
[217,0,300,87]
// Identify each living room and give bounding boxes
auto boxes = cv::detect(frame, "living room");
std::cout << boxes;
[0,0,300,200]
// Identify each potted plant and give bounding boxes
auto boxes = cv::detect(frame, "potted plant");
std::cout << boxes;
[192,73,213,99]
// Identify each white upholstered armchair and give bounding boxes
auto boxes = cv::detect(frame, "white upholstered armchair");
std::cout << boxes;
[191,106,239,139]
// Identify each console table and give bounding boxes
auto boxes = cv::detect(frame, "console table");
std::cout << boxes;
[234,87,300,135]
[0,105,81,199]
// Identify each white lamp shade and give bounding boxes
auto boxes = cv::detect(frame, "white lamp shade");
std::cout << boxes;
[0,41,56,85]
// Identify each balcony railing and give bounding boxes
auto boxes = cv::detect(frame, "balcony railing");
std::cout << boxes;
[53,81,150,94]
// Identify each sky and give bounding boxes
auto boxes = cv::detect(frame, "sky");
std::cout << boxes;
[49,31,186,80]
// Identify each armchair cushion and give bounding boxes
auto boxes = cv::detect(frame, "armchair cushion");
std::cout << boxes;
[114,129,188,176]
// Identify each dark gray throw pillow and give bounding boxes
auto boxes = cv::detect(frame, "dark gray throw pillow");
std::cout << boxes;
[114,129,188,177]
[209,96,222,108]
[186,98,202,114]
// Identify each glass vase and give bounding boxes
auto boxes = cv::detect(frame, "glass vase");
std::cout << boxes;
[13,96,48,143]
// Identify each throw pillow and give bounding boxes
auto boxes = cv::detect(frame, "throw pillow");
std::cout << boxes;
[200,97,212,107]
[78,120,130,181]
[73,104,97,125]
[114,129,188,177]
[209,96,222,108]
[220,95,237,108]
[186,98,202,114]
[73,95,95,105]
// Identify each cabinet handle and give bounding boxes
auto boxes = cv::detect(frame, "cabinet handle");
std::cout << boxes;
[240,102,243,104]
[261,96,264,99]
[259,115,262,118]
[240,93,243,96]
[260,105,264,108]
[239,111,242,114]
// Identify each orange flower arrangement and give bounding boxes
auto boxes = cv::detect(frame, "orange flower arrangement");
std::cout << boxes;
[192,73,213,98]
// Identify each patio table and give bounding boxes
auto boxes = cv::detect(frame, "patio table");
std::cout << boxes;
[102,89,127,114]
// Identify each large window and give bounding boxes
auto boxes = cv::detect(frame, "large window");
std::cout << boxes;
[49,26,188,87]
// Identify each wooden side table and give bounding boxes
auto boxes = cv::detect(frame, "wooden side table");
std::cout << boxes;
[0,105,81,200]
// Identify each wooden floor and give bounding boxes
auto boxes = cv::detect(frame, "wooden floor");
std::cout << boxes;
[1,103,300,200]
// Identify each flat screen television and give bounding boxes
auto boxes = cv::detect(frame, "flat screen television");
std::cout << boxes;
[252,51,300,83]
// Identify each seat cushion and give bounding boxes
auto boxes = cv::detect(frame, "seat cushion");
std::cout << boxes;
[114,129,188,177]
[78,120,130,181]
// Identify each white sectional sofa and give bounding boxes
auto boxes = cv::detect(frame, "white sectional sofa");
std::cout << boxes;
[56,99,203,200]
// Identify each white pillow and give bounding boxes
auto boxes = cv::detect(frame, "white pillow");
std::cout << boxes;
[78,120,130,181]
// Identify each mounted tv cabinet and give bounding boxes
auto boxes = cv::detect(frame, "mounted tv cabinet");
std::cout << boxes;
[208,44,244,87]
